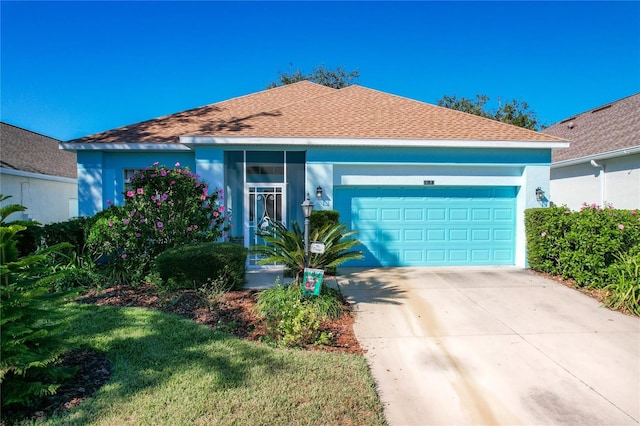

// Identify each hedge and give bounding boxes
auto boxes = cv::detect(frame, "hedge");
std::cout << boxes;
[153,242,247,291]
[525,204,640,287]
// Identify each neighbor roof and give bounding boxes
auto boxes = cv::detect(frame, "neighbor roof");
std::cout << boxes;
[68,81,564,144]
[1,122,77,179]
[542,93,640,163]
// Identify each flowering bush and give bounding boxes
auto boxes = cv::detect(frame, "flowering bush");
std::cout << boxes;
[87,162,229,284]
[526,204,640,287]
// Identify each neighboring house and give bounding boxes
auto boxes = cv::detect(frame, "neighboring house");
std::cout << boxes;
[0,122,78,224]
[61,81,568,268]
[542,93,640,210]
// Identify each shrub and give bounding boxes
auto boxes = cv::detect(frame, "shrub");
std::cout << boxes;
[86,162,229,284]
[251,221,363,279]
[310,210,340,232]
[0,196,75,410]
[153,242,247,291]
[37,216,92,257]
[255,280,345,347]
[525,204,640,287]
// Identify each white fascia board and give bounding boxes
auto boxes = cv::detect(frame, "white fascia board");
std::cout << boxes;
[551,145,640,168]
[179,136,570,150]
[59,143,192,152]
[0,167,77,184]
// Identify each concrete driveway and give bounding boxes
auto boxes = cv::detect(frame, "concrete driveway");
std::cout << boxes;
[337,267,640,426]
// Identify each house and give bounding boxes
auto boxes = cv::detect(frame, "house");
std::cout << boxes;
[0,122,78,224]
[542,93,640,210]
[61,81,568,268]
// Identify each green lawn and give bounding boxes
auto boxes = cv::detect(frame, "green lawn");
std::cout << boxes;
[39,303,386,425]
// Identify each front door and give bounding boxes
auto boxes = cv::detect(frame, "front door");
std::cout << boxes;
[245,184,286,267]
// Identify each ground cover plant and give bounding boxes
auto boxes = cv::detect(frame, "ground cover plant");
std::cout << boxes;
[526,203,640,315]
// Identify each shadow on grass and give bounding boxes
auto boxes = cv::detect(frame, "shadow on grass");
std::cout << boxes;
[56,303,286,424]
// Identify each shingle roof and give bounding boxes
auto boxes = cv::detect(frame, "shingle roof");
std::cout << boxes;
[542,93,640,163]
[1,122,77,179]
[68,81,564,144]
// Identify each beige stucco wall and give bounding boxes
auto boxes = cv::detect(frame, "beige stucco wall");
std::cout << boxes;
[0,170,78,224]
[550,153,640,210]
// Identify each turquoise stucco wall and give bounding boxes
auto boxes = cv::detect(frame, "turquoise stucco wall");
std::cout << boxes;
[77,151,195,216]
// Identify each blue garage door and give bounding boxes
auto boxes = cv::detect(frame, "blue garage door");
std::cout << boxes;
[334,187,517,267]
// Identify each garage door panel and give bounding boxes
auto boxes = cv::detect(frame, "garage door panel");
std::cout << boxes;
[336,186,516,267]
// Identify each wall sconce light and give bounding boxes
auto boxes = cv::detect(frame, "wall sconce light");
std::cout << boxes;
[316,186,323,200]
[535,187,545,202]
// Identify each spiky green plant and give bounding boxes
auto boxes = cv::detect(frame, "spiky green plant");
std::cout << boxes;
[250,221,363,279]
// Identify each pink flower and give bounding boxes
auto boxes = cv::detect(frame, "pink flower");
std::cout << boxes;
[161,193,168,201]
[160,169,167,176]
[156,202,162,206]
[632,211,637,216]
[127,190,135,198]
[175,162,181,167]
[135,232,141,238]
[150,174,157,178]
[108,221,114,227]
[541,232,547,237]
[137,188,143,195]
[151,195,156,201]
[153,161,159,166]
[200,195,206,201]
[140,218,146,223]
[129,210,135,217]
[213,211,219,217]
[121,254,127,259]
[123,219,130,225]
[170,180,176,186]
[618,224,625,230]
[218,189,223,195]
[195,182,201,188]
[187,227,192,232]
[194,225,198,230]
[157,221,164,228]
[218,206,225,212]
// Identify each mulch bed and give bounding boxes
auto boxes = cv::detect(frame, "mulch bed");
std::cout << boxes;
[3,282,362,425]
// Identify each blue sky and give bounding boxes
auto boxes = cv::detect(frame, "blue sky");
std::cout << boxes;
[2,1,639,141]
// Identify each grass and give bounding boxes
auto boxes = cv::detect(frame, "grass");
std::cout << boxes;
[36,302,386,425]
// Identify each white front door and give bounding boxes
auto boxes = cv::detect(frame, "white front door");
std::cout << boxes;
[245,184,286,267]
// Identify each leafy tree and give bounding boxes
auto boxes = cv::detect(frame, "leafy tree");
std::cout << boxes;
[267,65,360,89]
[437,94,545,130]
[86,162,229,284]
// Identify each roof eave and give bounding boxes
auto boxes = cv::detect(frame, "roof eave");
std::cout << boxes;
[180,136,570,149]
[552,145,640,168]
[59,143,191,152]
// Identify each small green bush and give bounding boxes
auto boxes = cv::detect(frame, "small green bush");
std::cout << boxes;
[37,217,92,256]
[153,242,247,291]
[310,210,340,232]
[256,280,345,347]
